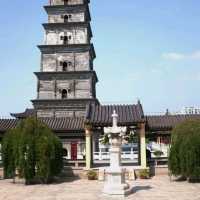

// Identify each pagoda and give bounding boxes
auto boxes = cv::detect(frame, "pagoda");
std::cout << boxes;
[32,0,99,118]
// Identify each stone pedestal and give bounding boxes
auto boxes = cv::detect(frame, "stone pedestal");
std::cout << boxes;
[103,169,130,196]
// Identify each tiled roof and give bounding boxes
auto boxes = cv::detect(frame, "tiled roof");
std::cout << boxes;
[11,109,36,119]
[0,117,85,133]
[41,117,84,131]
[0,119,19,132]
[0,103,144,134]
[146,115,200,131]
[85,103,144,126]
[2,113,200,134]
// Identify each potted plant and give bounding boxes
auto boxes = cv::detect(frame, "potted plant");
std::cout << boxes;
[87,170,97,180]
[139,169,150,179]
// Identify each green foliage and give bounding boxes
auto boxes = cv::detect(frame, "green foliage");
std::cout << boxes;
[153,150,164,157]
[139,169,150,179]
[169,120,200,181]
[2,117,63,184]
[87,170,97,180]
[2,129,17,178]
[101,132,138,145]
[145,137,150,144]
[124,131,138,144]
[127,132,137,143]
[100,134,110,145]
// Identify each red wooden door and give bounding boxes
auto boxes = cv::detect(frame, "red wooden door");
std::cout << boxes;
[71,142,78,160]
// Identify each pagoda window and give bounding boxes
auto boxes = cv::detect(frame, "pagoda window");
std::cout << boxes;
[61,89,68,99]
[63,15,72,23]
[64,15,69,23]
[60,61,72,71]
[60,35,72,45]
[63,0,68,5]
[63,62,68,71]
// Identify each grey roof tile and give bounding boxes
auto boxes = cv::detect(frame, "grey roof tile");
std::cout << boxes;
[146,115,200,130]
[85,103,144,126]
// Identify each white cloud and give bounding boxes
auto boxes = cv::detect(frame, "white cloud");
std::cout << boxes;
[190,51,200,59]
[128,72,142,81]
[162,50,200,61]
[162,52,185,60]
[179,72,200,81]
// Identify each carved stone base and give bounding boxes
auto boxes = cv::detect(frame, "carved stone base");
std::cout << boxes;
[103,169,131,196]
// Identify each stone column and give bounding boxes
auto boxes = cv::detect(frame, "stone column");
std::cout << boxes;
[85,125,92,170]
[139,123,147,168]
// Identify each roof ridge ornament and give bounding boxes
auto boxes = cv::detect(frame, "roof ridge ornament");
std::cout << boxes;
[111,110,118,128]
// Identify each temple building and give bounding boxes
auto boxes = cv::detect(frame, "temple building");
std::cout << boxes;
[1,0,200,171]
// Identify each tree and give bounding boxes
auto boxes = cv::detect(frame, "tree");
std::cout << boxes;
[2,117,63,184]
[169,120,200,182]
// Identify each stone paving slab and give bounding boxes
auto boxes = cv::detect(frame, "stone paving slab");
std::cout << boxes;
[0,176,199,200]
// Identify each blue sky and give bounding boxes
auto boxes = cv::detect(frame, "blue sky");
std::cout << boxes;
[0,0,200,117]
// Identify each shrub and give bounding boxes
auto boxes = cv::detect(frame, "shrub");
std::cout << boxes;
[169,120,200,181]
[87,170,97,180]
[2,117,63,184]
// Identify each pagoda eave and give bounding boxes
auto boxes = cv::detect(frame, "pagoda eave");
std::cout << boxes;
[47,0,90,8]
[34,71,99,83]
[32,98,99,109]
[38,44,96,59]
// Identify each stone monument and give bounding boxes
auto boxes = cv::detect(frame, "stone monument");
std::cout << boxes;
[103,110,131,196]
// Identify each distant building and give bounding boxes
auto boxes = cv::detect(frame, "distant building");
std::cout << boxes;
[164,107,200,115]
[180,107,200,115]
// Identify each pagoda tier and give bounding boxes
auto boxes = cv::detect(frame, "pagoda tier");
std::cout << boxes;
[32,98,98,118]
[44,3,91,23]
[34,71,98,100]
[38,44,95,58]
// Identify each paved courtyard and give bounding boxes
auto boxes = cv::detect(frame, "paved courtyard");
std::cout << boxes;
[0,176,199,200]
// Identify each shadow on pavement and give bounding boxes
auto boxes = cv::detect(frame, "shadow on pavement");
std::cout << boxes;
[130,185,152,194]
[52,175,80,184]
